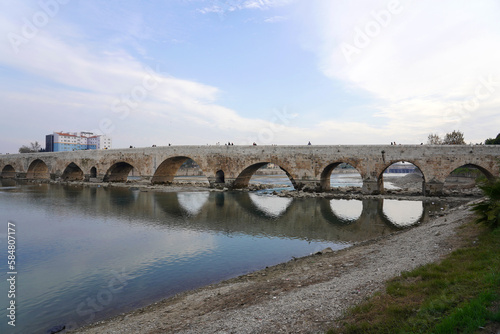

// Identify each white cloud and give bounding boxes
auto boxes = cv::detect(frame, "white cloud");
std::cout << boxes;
[198,0,296,15]
[1,0,499,153]
[264,15,287,23]
[301,0,500,143]
[242,0,295,10]
[0,7,305,150]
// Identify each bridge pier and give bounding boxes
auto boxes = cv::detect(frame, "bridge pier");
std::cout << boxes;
[295,180,321,192]
[225,179,237,189]
[362,179,382,195]
[424,181,444,196]
[207,176,234,189]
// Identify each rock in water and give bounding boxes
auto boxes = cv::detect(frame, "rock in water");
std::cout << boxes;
[321,247,334,254]
[46,324,65,334]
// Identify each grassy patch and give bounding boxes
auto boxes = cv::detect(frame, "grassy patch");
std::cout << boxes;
[327,224,500,334]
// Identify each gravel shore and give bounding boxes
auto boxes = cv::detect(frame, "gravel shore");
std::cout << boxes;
[70,198,480,334]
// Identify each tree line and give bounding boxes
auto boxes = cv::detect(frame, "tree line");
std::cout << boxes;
[428,130,500,145]
[485,133,500,145]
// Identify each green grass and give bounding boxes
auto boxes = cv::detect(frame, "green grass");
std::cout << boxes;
[433,291,499,333]
[326,225,500,334]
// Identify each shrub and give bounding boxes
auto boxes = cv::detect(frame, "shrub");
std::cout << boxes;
[471,179,500,229]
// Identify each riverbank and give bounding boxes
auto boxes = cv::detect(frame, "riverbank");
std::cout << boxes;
[70,197,481,334]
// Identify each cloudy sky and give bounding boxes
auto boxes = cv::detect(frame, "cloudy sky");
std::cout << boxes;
[1,0,499,153]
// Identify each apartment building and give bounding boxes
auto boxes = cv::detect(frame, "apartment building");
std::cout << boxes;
[45,131,112,152]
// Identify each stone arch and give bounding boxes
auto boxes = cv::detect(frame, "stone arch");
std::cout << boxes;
[61,162,84,181]
[26,159,50,180]
[215,170,225,184]
[443,163,495,193]
[233,162,297,189]
[103,162,135,182]
[152,156,207,184]
[378,160,426,194]
[379,160,426,178]
[1,165,16,179]
[444,163,495,183]
[320,161,362,191]
[90,167,97,178]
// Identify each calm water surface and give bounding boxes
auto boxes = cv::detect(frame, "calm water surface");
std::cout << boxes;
[0,180,449,334]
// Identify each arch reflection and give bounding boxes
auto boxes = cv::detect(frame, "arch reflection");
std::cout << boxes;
[319,198,366,226]
[177,192,210,216]
[0,179,17,187]
[16,184,443,243]
[248,193,293,218]
[154,192,191,218]
[382,199,424,227]
[232,192,296,220]
[330,199,363,221]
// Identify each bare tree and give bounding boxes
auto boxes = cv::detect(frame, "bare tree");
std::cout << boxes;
[31,141,42,151]
[19,141,43,153]
[427,131,465,145]
[427,133,441,145]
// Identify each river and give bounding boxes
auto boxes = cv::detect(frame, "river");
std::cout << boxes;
[0,177,451,334]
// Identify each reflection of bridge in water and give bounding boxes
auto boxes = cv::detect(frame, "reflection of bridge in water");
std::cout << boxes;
[4,181,444,243]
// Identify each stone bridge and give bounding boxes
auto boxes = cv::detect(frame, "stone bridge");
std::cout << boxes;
[0,145,499,195]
